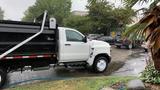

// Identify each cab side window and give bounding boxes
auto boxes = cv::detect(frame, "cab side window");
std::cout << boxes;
[66,30,83,42]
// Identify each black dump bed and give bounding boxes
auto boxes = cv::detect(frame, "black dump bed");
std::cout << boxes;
[0,20,56,56]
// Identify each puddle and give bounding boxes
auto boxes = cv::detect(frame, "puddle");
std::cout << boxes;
[111,56,147,76]
[5,67,102,88]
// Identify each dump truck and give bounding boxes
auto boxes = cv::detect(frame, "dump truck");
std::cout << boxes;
[0,11,111,87]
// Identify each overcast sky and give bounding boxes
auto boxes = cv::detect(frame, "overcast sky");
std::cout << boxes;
[0,0,150,21]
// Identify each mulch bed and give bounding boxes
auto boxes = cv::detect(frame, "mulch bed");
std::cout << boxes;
[145,83,160,90]
[110,81,160,90]
[110,82,126,90]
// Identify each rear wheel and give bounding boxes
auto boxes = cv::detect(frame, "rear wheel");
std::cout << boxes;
[92,56,108,73]
[0,68,7,88]
[116,45,121,48]
[127,43,133,49]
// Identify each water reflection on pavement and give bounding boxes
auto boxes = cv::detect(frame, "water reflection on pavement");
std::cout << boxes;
[112,53,147,76]
[6,67,102,88]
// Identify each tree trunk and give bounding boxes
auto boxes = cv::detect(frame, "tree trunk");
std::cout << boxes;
[152,49,160,71]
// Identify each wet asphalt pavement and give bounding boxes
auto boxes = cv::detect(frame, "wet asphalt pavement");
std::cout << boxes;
[5,67,103,88]
[4,48,147,88]
[111,53,147,76]
[6,68,85,87]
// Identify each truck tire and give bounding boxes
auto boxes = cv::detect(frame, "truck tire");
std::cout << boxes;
[127,43,133,49]
[0,68,7,88]
[92,56,108,73]
[116,45,121,48]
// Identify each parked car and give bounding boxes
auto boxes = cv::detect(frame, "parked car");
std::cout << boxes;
[98,36,115,45]
[87,34,103,40]
[115,38,135,49]
[115,37,142,49]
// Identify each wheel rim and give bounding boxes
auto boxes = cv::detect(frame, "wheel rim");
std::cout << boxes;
[0,74,2,84]
[129,44,132,49]
[97,59,107,71]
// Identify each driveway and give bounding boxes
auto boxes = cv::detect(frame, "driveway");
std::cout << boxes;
[111,53,147,76]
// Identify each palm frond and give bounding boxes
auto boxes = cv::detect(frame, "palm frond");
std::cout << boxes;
[123,5,160,71]
[123,0,150,7]
[123,23,146,40]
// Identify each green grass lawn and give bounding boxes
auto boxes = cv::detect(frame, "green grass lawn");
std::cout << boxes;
[5,76,136,90]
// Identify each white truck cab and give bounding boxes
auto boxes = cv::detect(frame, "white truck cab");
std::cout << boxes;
[58,27,111,73]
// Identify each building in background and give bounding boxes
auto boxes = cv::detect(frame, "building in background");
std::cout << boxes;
[72,10,88,16]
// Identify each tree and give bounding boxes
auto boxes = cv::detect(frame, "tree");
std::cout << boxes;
[87,0,135,35]
[63,15,91,34]
[123,5,160,71]
[0,7,4,20]
[87,1,113,35]
[22,0,71,26]
[112,8,135,25]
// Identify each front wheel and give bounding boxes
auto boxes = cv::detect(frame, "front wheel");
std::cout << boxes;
[92,56,108,73]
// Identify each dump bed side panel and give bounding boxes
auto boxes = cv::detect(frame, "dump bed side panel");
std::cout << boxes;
[0,20,56,56]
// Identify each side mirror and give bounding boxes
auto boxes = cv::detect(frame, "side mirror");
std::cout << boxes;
[83,36,87,43]
[49,18,56,29]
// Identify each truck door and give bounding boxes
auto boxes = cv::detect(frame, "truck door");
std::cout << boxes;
[59,29,90,62]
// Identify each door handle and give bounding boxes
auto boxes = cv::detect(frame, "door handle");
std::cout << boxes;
[65,44,71,46]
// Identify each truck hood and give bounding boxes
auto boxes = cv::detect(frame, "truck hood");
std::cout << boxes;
[89,40,111,48]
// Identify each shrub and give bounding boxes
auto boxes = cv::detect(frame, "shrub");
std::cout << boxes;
[140,64,160,84]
